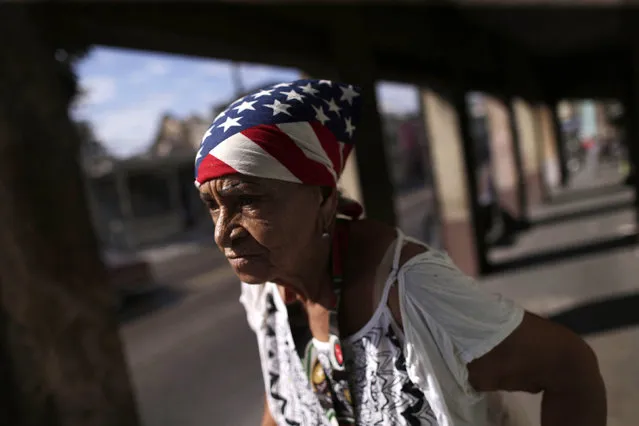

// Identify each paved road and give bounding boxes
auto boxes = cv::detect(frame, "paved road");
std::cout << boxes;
[119,188,435,426]
[121,268,264,426]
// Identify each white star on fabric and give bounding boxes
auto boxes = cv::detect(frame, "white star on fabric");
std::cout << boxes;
[233,100,257,113]
[195,146,205,164]
[299,83,319,96]
[345,117,356,137]
[217,116,242,132]
[201,126,213,143]
[324,98,341,114]
[264,99,292,116]
[213,110,226,122]
[281,89,305,102]
[195,127,212,163]
[273,82,291,88]
[340,85,360,105]
[230,96,244,106]
[253,89,273,99]
[312,105,330,125]
[319,80,332,86]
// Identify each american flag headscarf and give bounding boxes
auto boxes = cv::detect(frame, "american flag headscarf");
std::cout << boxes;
[194,79,362,190]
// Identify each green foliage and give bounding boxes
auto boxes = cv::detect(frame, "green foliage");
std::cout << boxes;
[47,43,108,153]
[52,46,90,106]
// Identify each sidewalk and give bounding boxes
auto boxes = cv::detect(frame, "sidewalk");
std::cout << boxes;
[485,247,639,426]
[491,166,633,264]
[483,172,638,426]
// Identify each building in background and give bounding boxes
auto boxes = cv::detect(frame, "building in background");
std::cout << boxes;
[81,80,286,251]
[149,114,210,158]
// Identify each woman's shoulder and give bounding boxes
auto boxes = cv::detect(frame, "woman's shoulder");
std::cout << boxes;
[344,219,429,308]
[347,219,396,258]
[347,219,457,331]
[348,219,428,269]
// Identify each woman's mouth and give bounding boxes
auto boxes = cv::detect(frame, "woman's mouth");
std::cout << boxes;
[226,254,262,268]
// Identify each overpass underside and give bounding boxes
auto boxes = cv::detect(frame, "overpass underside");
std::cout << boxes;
[27,1,639,275]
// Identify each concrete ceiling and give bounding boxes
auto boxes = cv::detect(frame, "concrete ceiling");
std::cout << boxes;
[460,6,628,56]
[30,2,636,101]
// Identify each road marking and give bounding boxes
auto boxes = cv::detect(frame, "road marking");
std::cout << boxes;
[138,242,205,263]
[617,223,636,236]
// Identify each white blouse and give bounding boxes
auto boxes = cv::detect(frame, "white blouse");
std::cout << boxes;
[239,230,526,425]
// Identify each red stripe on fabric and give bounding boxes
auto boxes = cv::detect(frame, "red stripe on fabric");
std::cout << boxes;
[309,121,341,177]
[196,155,238,184]
[241,124,335,186]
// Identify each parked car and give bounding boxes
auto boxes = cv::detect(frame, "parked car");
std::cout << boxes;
[102,250,156,307]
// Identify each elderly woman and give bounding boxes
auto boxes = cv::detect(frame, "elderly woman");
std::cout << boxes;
[194,80,606,426]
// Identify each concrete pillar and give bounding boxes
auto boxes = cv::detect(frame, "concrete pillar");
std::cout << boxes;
[551,102,571,187]
[330,15,396,224]
[421,89,485,276]
[531,105,552,201]
[625,47,639,232]
[0,7,140,425]
[506,99,529,220]
[513,98,544,208]
[537,104,562,193]
[484,96,521,216]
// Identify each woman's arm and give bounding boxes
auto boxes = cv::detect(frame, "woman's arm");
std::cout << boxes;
[467,312,606,426]
[388,243,606,426]
[261,393,277,426]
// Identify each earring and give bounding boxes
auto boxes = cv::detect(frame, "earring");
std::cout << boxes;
[321,231,330,239]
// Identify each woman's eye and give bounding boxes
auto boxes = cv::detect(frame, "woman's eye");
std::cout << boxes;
[238,195,258,207]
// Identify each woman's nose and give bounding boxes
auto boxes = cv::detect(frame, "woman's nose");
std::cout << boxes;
[214,210,244,248]
[213,209,231,248]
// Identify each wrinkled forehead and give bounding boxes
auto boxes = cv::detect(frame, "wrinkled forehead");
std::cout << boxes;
[198,173,312,197]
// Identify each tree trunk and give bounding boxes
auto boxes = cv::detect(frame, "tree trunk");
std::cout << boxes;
[0,8,140,426]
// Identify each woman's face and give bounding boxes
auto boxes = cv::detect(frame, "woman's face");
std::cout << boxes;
[199,174,335,284]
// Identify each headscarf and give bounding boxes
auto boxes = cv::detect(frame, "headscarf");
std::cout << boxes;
[194,79,362,190]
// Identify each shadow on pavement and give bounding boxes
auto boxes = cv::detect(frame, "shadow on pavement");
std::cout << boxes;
[533,199,634,227]
[489,234,637,275]
[118,286,186,325]
[549,292,639,337]
[548,182,626,205]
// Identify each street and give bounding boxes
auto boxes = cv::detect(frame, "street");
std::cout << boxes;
[121,268,264,426]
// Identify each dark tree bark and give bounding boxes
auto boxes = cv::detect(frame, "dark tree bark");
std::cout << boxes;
[0,7,140,426]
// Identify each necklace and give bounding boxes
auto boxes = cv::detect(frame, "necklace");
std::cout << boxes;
[287,219,356,425]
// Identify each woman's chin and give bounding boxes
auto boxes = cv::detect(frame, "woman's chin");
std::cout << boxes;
[237,272,270,285]
[227,258,271,284]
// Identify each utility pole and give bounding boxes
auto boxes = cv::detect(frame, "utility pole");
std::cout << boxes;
[230,61,244,98]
